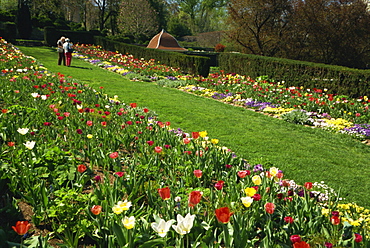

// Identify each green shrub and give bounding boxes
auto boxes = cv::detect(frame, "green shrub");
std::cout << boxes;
[281,109,310,125]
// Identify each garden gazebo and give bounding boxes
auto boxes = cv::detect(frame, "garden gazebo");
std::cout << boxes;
[147,30,187,51]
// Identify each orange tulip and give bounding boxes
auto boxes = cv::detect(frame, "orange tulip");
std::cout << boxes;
[188,191,202,207]
[91,205,102,215]
[293,241,310,248]
[77,164,87,173]
[12,221,31,235]
[264,202,275,214]
[130,103,137,108]
[158,187,171,200]
[215,207,233,223]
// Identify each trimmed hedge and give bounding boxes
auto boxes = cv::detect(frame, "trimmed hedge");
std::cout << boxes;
[0,22,16,42]
[94,36,210,77]
[44,26,98,47]
[218,53,370,98]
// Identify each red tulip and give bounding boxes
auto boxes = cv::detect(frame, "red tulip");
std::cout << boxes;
[109,152,119,159]
[290,235,301,243]
[330,216,340,225]
[77,164,87,173]
[284,216,294,224]
[91,205,102,215]
[158,187,171,200]
[183,138,191,144]
[264,202,275,214]
[215,207,233,223]
[192,132,200,139]
[12,221,31,235]
[252,194,261,201]
[304,182,313,190]
[331,211,339,217]
[193,169,203,178]
[115,171,124,177]
[237,170,250,178]
[355,233,362,243]
[324,242,333,248]
[154,146,162,153]
[86,120,93,126]
[188,191,202,207]
[214,180,224,190]
[146,140,154,146]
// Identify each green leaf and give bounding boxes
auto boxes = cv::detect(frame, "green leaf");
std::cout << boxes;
[112,222,126,246]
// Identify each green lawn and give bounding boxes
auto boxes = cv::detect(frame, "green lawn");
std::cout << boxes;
[18,46,370,207]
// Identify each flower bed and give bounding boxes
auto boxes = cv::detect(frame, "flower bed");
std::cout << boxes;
[71,44,370,143]
[1,38,369,247]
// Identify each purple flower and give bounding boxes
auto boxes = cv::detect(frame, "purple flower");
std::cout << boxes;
[253,164,264,172]
[343,124,370,137]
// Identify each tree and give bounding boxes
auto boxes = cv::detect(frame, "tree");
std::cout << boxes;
[16,0,32,38]
[288,0,370,68]
[167,13,192,38]
[117,0,159,43]
[226,0,293,56]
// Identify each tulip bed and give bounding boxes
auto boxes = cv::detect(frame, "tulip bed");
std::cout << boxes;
[72,44,370,142]
[1,38,370,247]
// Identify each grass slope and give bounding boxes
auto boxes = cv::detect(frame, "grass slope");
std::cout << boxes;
[18,46,370,207]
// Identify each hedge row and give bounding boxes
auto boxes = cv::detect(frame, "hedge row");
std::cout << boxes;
[44,26,99,48]
[93,36,210,77]
[218,53,370,98]
[0,22,16,42]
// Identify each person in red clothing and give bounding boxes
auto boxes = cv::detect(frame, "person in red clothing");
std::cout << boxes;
[63,38,73,66]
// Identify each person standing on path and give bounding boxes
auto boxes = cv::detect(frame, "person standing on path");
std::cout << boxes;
[63,38,73,67]
[57,36,65,66]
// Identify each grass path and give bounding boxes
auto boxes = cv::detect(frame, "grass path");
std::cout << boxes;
[18,46,370,207]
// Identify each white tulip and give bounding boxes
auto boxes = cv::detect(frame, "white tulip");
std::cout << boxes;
[24,141,36,150]
[17,128,29,135]
[151,218,175,237]
[172,213,195,235]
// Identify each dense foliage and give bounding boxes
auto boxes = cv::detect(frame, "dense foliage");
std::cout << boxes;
[226,0,370,69]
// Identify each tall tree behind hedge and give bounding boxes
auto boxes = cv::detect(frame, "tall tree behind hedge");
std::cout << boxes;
[287,0,370,68]
[16,0,32,38]
[117,0,159,42]
[226,0,370,69]
[226,0,293,56]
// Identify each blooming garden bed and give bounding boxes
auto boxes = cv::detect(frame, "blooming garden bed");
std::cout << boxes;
[1,39,370,247]
[72,44,370,144]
